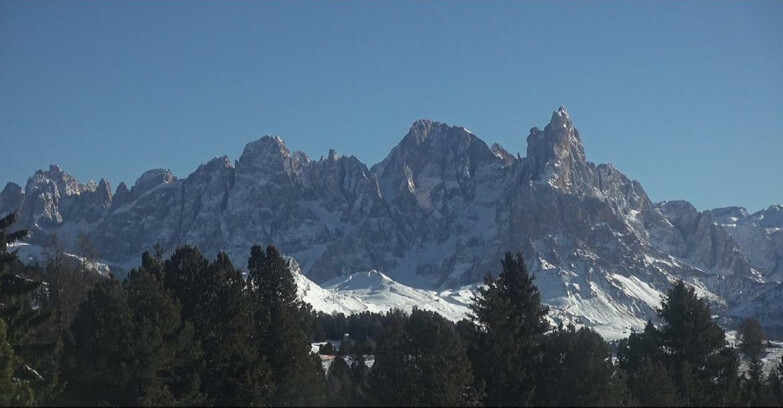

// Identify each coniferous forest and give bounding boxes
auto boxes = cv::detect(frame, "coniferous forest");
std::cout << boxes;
[2,210,783,407]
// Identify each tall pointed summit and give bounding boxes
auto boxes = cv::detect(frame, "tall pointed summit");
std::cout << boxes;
[525,106,594,193]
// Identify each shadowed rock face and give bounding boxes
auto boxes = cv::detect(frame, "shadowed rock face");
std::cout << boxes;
[5,107,782,334]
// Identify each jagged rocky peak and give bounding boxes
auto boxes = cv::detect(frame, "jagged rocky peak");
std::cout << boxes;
[91,178,113,207]
[235,135,306,179]
[373,118,498,184]
[403,119,436,146]
[490,143,516,165]
[110,182,131,210]
[130,168,176,198]
[709,206,749,225]
[292,150,311,164]
[190,156,233,178]
[525,106,594,192]
[658,199,697,216]
[238,135,290,162]
[752,204,783,226]
[114,182,130,198]
[0,182,24,215]
[27,164,83,196]
[399,119,480,149]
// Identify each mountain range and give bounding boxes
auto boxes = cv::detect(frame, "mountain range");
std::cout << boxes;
[2,107,781,339]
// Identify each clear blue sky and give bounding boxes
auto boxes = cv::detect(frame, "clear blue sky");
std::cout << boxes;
[1,1,781,212]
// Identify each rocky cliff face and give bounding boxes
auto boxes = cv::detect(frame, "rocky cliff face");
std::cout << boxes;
[711,205,783,282]
[5,108,781,335]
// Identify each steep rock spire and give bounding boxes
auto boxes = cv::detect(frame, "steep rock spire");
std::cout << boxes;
[525,106,594,193]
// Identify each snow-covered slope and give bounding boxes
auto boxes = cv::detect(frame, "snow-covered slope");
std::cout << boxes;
[9,242,111,276]
[292,260,474,323]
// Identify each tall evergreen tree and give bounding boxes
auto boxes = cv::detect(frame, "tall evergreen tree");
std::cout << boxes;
[0,211,54,404]
[657,280,740,406]
[0,318,33,406]
[768,355,783,405]
[162,245,210,322]
[470,252,549,406]
[123,267,204,406]
[369,309,482,407]
[62,278,136,405]
[200,252,272,406]
[247,245,325,406]
[326,356,358,407]
[629,358,681,406]
[64,268,205,406]
[617,320,680,405]
[739,318,768,406]
[534,324,626,406]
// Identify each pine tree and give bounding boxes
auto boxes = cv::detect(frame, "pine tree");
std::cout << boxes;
[62,278,136,405]
[0,319,34,406]
[124,267,205,405]
[470,252,549,406]
[617,320,663,374]
[349,355,372,406]
[768,355,783,405]
[64,266,206,406]
[629,358,681,406]
[657,280,740,406]
[200,252,272,406]
[534,324,623,406]
[617,320,680,404]
[248,245,325,406]
[326,356,357,406]
[162,245,210,322]
[369,309,482,407]
[739,318,768,406]
[0,211,53,405]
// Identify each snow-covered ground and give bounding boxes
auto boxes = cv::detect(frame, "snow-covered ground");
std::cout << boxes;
[294,262,476,322]
[725,330,783,376]
[9,242,111,276]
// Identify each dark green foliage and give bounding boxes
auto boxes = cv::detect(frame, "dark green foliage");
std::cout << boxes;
[124,267,204,405]
[739,318,768,406]
[369,309,482,407]
[617,320,663,375]
[64,268,205,406]
[349,356,372,406]
[161,247,272,405]
[0,318,34,406]
[469,252,549,406]
[629,358,681,406]
[319,342,337,355]
[200,252,272,406]
[535,324,626,406]
[62,278,136,405]
[0,211,54,405]
[768,355,783,405]
[739,318,765,360]
[248,245,325,406]
[326,357,358,406]
[617,320,680,405]
[657,280,740,406]
[162,245,210,322]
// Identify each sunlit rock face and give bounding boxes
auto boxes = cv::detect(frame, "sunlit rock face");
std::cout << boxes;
[6,107,782,337]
